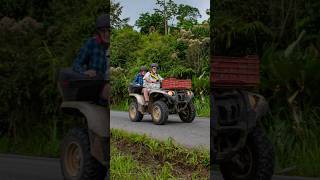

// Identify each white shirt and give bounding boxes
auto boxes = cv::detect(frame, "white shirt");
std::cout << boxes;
[143,72,163,89]
[143,72,163,82]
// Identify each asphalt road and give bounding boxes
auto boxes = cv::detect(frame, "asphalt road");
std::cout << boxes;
[0,154,62,180]
[110,111,210,149]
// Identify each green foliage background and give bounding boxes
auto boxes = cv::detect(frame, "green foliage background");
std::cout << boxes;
[213,0,320,176]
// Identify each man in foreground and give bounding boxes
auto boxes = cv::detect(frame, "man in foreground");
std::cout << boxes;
[72,14,110,104]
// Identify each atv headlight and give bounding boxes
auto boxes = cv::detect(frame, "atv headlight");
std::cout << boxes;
[186,91,193,97]
[167,90,175,96]
[248,95,257,109]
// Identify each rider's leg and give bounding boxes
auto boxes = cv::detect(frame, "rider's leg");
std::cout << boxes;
[143,88,149,104]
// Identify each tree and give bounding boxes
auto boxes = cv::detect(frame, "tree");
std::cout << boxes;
[111,1,130,29]
[135,12,164,34]
[154,0,178,35]
[176,4,201,30]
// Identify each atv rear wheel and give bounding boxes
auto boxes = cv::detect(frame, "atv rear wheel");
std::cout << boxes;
[220,128,274,180]
[60,128,106,180]
[129,99,143,122]
[151,101,168,125]
[178,102,196,123]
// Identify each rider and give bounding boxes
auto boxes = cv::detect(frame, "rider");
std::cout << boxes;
[72,14,110,103]
[133,66,148,86]
[143,63,163,105]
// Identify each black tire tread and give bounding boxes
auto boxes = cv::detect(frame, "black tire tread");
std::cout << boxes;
[179,102,196,123]
[220,128,274,180]
[129,100,143,122]
[151,101,169,125]
[60,128,106,180]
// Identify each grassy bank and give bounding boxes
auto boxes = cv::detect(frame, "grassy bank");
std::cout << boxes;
[263,113,320,177]
[110,129,210,179]
[111,96,210,117]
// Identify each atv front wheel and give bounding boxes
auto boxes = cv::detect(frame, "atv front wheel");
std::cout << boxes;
[60,128,106,180]
[178,102,196,123]
[151,101,168,125]
[129,99,143,122]
[220,128,274,180]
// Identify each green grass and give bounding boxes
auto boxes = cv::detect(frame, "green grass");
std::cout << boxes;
[0,127,60,157]
[111,100,129,111]
[263,110,320,177]
[193,96,210,117]
[111,146,178,179]
[111,128,210,179]
[111,96,210,117]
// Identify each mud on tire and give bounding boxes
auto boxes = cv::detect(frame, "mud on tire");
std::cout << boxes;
[129,99,143,122]
[220,128,274,180]
[151,101,169,125]
[60,128,106,180]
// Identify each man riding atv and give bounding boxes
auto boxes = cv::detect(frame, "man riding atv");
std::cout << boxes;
[58,14,110,180]
[133,66,148,87]
[128,63,195,125]
[143,63,163,106]
[70,13,110,105]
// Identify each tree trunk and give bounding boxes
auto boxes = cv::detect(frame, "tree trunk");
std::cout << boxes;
[164,0,168,35]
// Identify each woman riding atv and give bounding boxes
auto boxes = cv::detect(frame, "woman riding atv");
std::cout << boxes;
[143,63,163,105]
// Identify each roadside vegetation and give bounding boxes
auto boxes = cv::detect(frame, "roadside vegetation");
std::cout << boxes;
[110,129,209,179]
[110,0,210,117]
[213,0,320,177]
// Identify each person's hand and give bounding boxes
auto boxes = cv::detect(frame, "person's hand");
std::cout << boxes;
[84,69,96,77]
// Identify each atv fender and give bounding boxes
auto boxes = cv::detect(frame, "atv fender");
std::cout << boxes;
[60,101,109,165]
[247,92,269,120]
[129,93,145,105]
[129,93,146,113]
[149,90,169,102]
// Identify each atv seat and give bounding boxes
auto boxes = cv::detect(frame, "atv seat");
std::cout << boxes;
[128,84,144,94]
[58,68,106,102]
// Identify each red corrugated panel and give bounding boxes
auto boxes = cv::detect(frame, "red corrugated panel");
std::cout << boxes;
[211,55,260,88]
[162,78,192,90]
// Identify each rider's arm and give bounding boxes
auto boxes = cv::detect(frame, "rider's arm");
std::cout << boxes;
[72,40,90,74]
[133,74,140,85]
[143,72,153,83]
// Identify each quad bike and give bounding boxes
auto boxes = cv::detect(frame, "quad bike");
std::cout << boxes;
[128,83,196,125]
[211,56,275,180]
[57,69,109,180]
[212,89,275,180]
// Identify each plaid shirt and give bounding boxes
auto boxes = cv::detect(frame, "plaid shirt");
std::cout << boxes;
[133,73,144,86]
[72,36,107,78]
